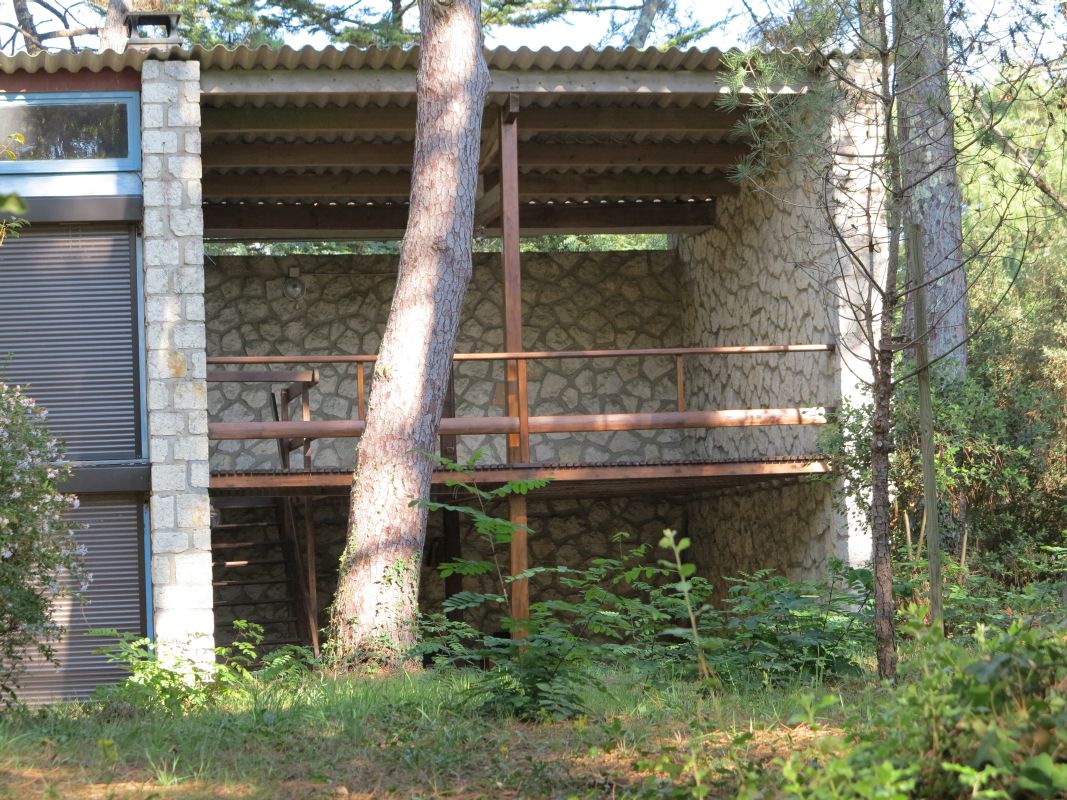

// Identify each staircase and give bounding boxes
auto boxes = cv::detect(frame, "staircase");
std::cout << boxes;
[211,496,319,656]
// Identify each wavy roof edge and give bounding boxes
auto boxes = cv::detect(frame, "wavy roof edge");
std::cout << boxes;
[0,43,818,76]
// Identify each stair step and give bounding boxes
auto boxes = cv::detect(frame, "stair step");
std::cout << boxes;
[214,598,294,608]
[213,558,287,568]
[212,541,279,550]
[213,579,290,587]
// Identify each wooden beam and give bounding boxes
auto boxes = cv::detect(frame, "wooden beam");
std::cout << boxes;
[499,97,531,628]
[203,172,412,200]
[202,106,417,134]
[208,408,829,441]
[206,344,836,366]
[201,106,744,136]
[204,203,410,239]
[518,201,716,234]
[522,142,747,169]
[520,107,744,134]
[210,458,832,493]
[203,201,717,239]
[202,141,747,170]
[203,143,413,169]
[516,172,739,199]
[204,171,739,202]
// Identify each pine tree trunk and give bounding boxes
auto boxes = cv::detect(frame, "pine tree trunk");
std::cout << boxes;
[328,0,489,666]
[98,1,130,53]
[626,0,664,47]
[12,0,42,54]
[896,0,966,376]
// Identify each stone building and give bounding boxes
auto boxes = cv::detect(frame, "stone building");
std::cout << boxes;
[0,40,885,700]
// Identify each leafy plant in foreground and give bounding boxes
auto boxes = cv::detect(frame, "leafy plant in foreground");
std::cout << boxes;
[770,612,1067,799]
[0,379,83,704]
[92,620,316,715]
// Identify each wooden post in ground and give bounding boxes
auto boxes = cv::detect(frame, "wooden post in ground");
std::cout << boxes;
[908,224,943,631]
[440,369,463,608]
[499,94,531,630]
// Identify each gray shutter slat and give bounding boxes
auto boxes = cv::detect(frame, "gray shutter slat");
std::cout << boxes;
[0,226,139,461]
[15,495,144,704]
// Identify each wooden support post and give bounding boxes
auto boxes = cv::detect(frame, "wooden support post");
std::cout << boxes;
[908,224,943,631]
[500,94,531,631]
[303,498,319,656]
[356,363,366,420]
[675,355,686,412]
[440,369,463,607]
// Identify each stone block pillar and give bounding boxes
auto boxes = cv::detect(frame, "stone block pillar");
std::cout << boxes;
[140,60,213,669]
[829,59,888,567]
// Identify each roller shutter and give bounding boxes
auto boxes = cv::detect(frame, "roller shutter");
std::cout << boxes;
[15,495,145,703]
[0,225,140,461]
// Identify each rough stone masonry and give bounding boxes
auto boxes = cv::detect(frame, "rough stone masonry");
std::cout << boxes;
[141,60,214,669]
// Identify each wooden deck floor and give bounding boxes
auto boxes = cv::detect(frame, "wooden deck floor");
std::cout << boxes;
[210,456,830,499]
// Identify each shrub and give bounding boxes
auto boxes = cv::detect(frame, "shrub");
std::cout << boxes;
[700,562,874,686]
[92,620,316,715]
[770,613,1067,799]
[0,379,83,704]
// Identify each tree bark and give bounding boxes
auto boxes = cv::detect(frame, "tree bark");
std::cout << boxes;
[328,0,489,666]
[895,0,966,376]
[12,0,42,54]
[626,0,664,48]
[97,0,129,52]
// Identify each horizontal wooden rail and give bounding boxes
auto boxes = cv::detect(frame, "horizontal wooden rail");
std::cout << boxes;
[205,344,834,367]
[209,407,830,441]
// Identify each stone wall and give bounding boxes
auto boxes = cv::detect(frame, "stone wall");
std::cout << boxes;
[205,250,688,471]
[676,62,886,582]
[141,60,214,668]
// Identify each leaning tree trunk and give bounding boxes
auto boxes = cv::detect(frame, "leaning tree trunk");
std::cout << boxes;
[896,0,966,376]
[328,0,489,666]
[626,0,664,47]
[12,0,42,54]
[97,0,129,52]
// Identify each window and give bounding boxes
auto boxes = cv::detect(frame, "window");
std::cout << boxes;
[0,92,140,174]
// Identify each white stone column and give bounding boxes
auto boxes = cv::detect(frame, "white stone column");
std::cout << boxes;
[140,59,213,669]
[829,59,888,567]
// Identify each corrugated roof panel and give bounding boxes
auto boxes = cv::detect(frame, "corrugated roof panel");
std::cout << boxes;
[0,43,752,76]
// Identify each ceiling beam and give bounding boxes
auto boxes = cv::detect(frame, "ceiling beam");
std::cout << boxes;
[203,141,747,170]
[202,172,413,199]
[202,171,740,202]
[203,200,715,240]
[201,105,745,136]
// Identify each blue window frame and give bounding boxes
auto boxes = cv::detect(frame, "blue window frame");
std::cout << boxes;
[0,91,140,174]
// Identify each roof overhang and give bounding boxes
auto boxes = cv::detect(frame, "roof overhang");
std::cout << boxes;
[0,44,817,241]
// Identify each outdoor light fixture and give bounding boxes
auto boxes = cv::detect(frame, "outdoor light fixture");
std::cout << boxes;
[283,267,306,300]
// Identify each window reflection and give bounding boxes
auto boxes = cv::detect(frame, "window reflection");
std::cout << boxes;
[0,103,128,161]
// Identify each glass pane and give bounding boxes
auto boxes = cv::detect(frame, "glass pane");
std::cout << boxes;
[0,102,128,161]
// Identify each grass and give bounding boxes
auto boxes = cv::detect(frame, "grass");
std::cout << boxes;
[0,667,878,799]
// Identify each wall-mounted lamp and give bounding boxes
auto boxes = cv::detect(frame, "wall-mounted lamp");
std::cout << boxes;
[283,266,306,300]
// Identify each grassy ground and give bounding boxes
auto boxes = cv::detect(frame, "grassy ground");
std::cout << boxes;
[0,668,877,799]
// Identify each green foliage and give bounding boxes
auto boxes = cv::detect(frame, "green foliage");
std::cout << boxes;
[0,379,83,704]
[770,615,1067,800]
[701,563,874,686]
[91,621,315,716]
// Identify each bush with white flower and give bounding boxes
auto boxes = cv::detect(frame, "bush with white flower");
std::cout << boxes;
[0,379,84,703]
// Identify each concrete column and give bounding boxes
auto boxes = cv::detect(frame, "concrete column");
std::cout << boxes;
[829,59,888,567]
[140,59,213,669]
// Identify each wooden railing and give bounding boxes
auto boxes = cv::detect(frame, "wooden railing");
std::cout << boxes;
[206,344,835,467]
